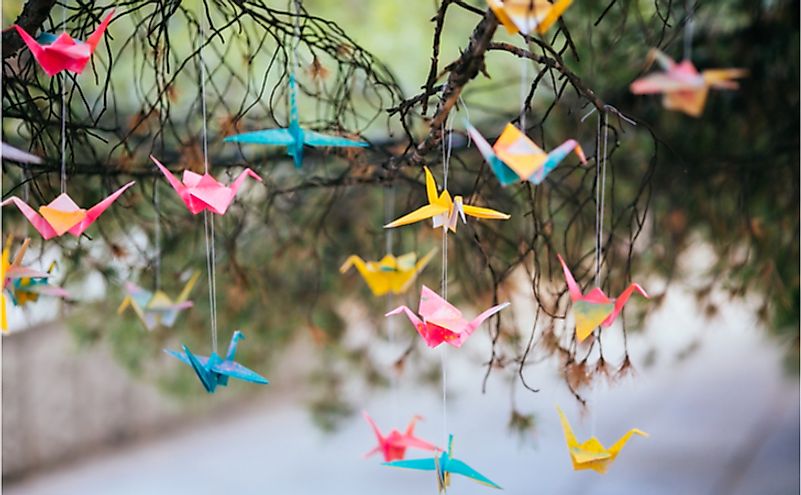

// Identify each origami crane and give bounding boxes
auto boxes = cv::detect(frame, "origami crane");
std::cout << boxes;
[1,181,136,240]
[386,285,509,349]
[467,122,586,186]
[629,48,747,117]
[384,167,510,233]
[488,0,574,35]
[339,249,436,297]
[150,156,262,215]
[363,411,439,462]
[557,406,648,474]
[557,254,649,342]
[14,11,113,76]
[165,330,269,393]
[2,237,69,331]
[2,142,42,164]
[117,271,200,331]
[224,74,368,168]
[384,434,501,491]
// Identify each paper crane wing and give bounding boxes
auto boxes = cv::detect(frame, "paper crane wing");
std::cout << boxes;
[488,0,573,35]
[181,346,217,393]
[418,286,464,331]
[165,348,209,368]
[465,123,520,186]
[384,204,449,228]
[446,458,502,489]
[303,130,368,148]
[398,435,439,452]
[224,129,296,146]
[211,360,270,384]
[528,139,586,185]
[461,204,511,221]
[2,142,42,164]
[630,73,701,94]
[384,457,438,471]
[68,181,136,236]
[1,197,59,239]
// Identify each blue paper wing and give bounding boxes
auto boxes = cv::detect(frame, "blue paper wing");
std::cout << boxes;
[529,142,576,185]
[383,458,438,472]
[212,360,269,384]
[488,157,521,186]
[164,348,209,367]
[224,129,295,146]
[303,130,368,148]
[446,458,501,489]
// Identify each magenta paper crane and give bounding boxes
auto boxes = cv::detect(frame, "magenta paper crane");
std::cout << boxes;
[150,156,262,215]
[1,182,135,240]
[363,411,440,462]
[557,254,649,342]
[386,285,510,348]
[14,11,114,77]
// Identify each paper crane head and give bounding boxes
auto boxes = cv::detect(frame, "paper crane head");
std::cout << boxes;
[1,181,135,240]
[557,406,648,473]
[14,11,114,76]
[488,0,574,35]
[386,285,510,348]
[629,48,747,117]
[363,411,439,462]
[557,254,649,342]
[384,167,510,233]
[467,122,586,186]
[150,155,262,215]
[339,249,436,296]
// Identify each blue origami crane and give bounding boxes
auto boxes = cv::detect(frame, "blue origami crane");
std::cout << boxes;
[165,330,269,393]
[384,434,501,492]
[224,74,368,168]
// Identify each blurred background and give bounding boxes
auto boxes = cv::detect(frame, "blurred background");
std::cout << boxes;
[2,0,798,493]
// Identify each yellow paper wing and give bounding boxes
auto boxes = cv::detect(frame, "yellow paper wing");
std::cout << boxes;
[702,68,747,89]
[461,204,511,221]
[487,0,520,34]
[385,204,450,228]
[572,300,614,342]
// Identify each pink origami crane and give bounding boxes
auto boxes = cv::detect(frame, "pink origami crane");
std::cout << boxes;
[2,181,135,240]
[557,254,649,342]
[150,156,262,215]
[363,411,439,462]
[629,48,747,117]
[14,11,114,77]
[386,285,510,348]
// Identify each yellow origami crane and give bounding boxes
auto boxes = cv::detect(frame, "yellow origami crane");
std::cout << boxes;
[488,0,574,36]
[340,250,436,297]
[384,167,510,233]
[557,406,648,474]
[117,272,200,331]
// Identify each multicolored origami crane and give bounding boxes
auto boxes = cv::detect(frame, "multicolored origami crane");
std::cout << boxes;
[2,237,69,331]
[384,434,501,491]
[488,0,574,35]
[386,285,509,349]
[224,74,368,168]
[384,167,510,233]
[2,142,42,164]
[629,48,747,117]
[363,411,439,462]
[1,181,136,240]
[14,11,113,76]
[557,406,648,474]
[150,156,262,215]
[117,272,200,331]
[557,254,648,342]
[340,250,436,297]
[467,122,586,186]
[165,330,269,393]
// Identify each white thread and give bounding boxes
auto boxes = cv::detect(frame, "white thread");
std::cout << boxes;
[591,110,609,436]
[154,181,161,290]
[292,0,301,73]
[439,111,455,446]
[519,56,528,130]
[684,0,694,61]
[60,5,67,193]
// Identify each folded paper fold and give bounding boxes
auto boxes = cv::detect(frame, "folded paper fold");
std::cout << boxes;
[340,250,435,296]
[118,271,200,331]
[363,411,439,462]
[488,0,574,35]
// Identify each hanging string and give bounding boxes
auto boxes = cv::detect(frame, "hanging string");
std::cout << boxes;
[154,180,162,291]
[59,4,67,193]
[438,112,455,446]
[683,0,695,61]
[519,56,528,131]
[291,0,301,73]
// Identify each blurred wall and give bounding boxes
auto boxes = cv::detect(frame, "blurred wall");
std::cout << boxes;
[2,322,191,479]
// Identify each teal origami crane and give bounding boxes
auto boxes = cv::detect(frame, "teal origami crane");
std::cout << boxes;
[165,330,269,393]
[384,434,501,492]
[223,74,368,167]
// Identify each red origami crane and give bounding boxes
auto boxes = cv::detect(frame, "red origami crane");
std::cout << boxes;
[150,156,262,215]
[2,182,136,240]
[386,285,510,348]
[362,411,439,462]
[557,254,649,342]
[14,11,114,77]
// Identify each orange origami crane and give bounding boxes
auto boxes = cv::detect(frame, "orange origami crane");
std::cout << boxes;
[14,11,114,77]
[2,182,136,240]
[629,48,747,117]
[557,406,648,474]
[488,0,574,36]
[150,156,262,215]
[384,167,510,233]
[339,250,436,297]
[557,254,648,342]
[363,411,439,462]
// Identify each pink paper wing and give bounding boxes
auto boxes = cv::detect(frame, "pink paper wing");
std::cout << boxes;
[1,196,58,239]
[228,168,263,195]
[602,283,648,327]
[630,73,699,94]
[190,185,236,215]
[557,254,583,301]
[68,181,135,236]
